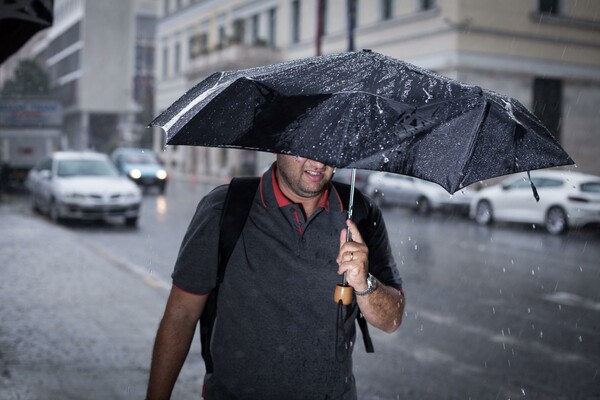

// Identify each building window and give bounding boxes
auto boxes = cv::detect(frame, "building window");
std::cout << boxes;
[218,24,227,48]
[291,0,301,44]
[533,78,562,141]
[162,47,169,78]
[419,0,436,11]
[189,32,208,58]
[174,42,181,75]
[268,8,277,47]
[251,14,260,44]
[539,0,560,14]
[232,19,245,44]
[381,0,393,20]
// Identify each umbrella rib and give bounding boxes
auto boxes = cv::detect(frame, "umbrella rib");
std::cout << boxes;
[458,101,491,190]
[162,73,226,133]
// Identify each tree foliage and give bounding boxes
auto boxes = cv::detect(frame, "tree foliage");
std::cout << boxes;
[1,59,50,97]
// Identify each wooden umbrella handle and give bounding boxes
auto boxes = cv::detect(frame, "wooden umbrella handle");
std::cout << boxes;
[334,283,353,305]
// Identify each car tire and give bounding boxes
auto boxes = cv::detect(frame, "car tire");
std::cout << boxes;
[545,206,568,235]
[371,192,385,208]
[49,199,64,224]
[415,197,431,215]
[125,216,138,227]
[475,200,493,225]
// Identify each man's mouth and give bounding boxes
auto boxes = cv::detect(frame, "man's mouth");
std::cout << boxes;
[305,170,324,181]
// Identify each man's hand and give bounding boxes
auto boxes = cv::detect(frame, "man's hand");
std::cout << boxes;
[337,219,405,333]
[337,219,369,292]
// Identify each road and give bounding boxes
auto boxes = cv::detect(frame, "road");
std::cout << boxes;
[1,178,599,399]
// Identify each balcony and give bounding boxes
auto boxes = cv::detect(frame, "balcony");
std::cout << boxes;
[185,43,281,82]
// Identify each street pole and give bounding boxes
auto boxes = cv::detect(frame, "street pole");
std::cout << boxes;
[347,0,356,51]
[316,0,324,55]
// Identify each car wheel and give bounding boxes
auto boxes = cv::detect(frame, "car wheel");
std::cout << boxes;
[475,200,493,225]
[370,192,385,208]
[415,197,431,215]
[545,206,568,235]
[49,199,64,224]
[125,216,138,227]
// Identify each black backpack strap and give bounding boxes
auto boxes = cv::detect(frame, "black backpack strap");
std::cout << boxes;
[200,177,261,373]
[331,181,375,353]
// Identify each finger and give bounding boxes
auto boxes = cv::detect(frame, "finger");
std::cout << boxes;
[346,219,364,244]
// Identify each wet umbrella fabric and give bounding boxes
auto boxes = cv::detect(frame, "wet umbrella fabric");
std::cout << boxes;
[151,50,573,194]
[0,0,53,64]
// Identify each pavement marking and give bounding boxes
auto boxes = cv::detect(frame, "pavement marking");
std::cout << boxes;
[415,307,587,365]
[541,291,600,312]
[79,237,171,291]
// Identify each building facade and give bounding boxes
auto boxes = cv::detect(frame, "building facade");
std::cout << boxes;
[0,0,159,154]
[155,0,600,179]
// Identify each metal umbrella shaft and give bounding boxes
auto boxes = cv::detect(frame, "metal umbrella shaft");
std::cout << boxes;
[342,168,356,286]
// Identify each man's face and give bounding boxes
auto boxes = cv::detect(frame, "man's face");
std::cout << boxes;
[276,155,334,199]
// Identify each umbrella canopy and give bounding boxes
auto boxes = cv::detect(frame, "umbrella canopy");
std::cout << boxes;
[0,0,53,64]
[150,50,573,194]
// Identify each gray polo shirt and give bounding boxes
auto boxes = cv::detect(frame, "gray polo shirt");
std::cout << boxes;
[172,164,402,399]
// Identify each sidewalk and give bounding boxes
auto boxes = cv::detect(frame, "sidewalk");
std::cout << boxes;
[0,201,204,400]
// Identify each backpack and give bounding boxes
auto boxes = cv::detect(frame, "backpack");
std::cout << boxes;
[199,177,375,374]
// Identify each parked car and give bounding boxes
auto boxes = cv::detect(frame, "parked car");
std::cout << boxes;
[469,170,600,235]
[365,171,473,215]
[25,151,142,226]
[111,147,168,193]
[332,168,373,193]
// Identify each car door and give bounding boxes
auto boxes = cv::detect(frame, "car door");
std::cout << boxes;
[493,176,544,223]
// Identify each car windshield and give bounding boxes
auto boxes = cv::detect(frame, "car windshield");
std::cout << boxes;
[124,153,157,164]
[57,159,119,177]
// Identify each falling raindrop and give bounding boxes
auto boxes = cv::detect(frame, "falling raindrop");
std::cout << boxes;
[414,244,418,250]
[531,269,535,276]
[578,336,583,342]
[539,331,544,339]
[527,307,531,313]
[521,388,526,396]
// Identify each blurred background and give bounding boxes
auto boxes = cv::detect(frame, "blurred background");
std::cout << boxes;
[1,1,599,399]
[1,0,599,182]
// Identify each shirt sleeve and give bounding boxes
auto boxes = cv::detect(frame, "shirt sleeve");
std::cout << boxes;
[171,185,228,295]
[362,202,403,290]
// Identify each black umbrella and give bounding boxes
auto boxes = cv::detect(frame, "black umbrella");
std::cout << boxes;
[151,49,573,196]
[151,49,574,305]
[0,0,54,64]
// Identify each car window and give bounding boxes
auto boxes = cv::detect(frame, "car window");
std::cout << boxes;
[581,182,600,193]
[124,153,157,164]
[37,157,52,171]
[504,177,531,190]
[57,159,119,177]
[539,178,563,188]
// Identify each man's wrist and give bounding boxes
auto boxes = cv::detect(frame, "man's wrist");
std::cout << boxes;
[354,273,377,296]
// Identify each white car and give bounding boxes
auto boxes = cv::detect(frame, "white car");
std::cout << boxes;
[26,151,142,226]
[469,170,600,235]
[365,172,473,215]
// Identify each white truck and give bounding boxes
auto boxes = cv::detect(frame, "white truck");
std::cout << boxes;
[0,98,62,189]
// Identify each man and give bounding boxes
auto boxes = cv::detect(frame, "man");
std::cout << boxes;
[147,155,405,399]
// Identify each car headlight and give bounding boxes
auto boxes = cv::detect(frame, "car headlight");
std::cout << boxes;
[156,169,167,180]
[129,169,142,179]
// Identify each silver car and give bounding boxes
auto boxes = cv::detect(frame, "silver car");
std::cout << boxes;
[470,170,600,234]
[365,172,473,215]
[26,151,142,226]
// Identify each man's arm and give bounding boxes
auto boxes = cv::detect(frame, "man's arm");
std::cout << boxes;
[146,285,208,400]
[337,220,405,333]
